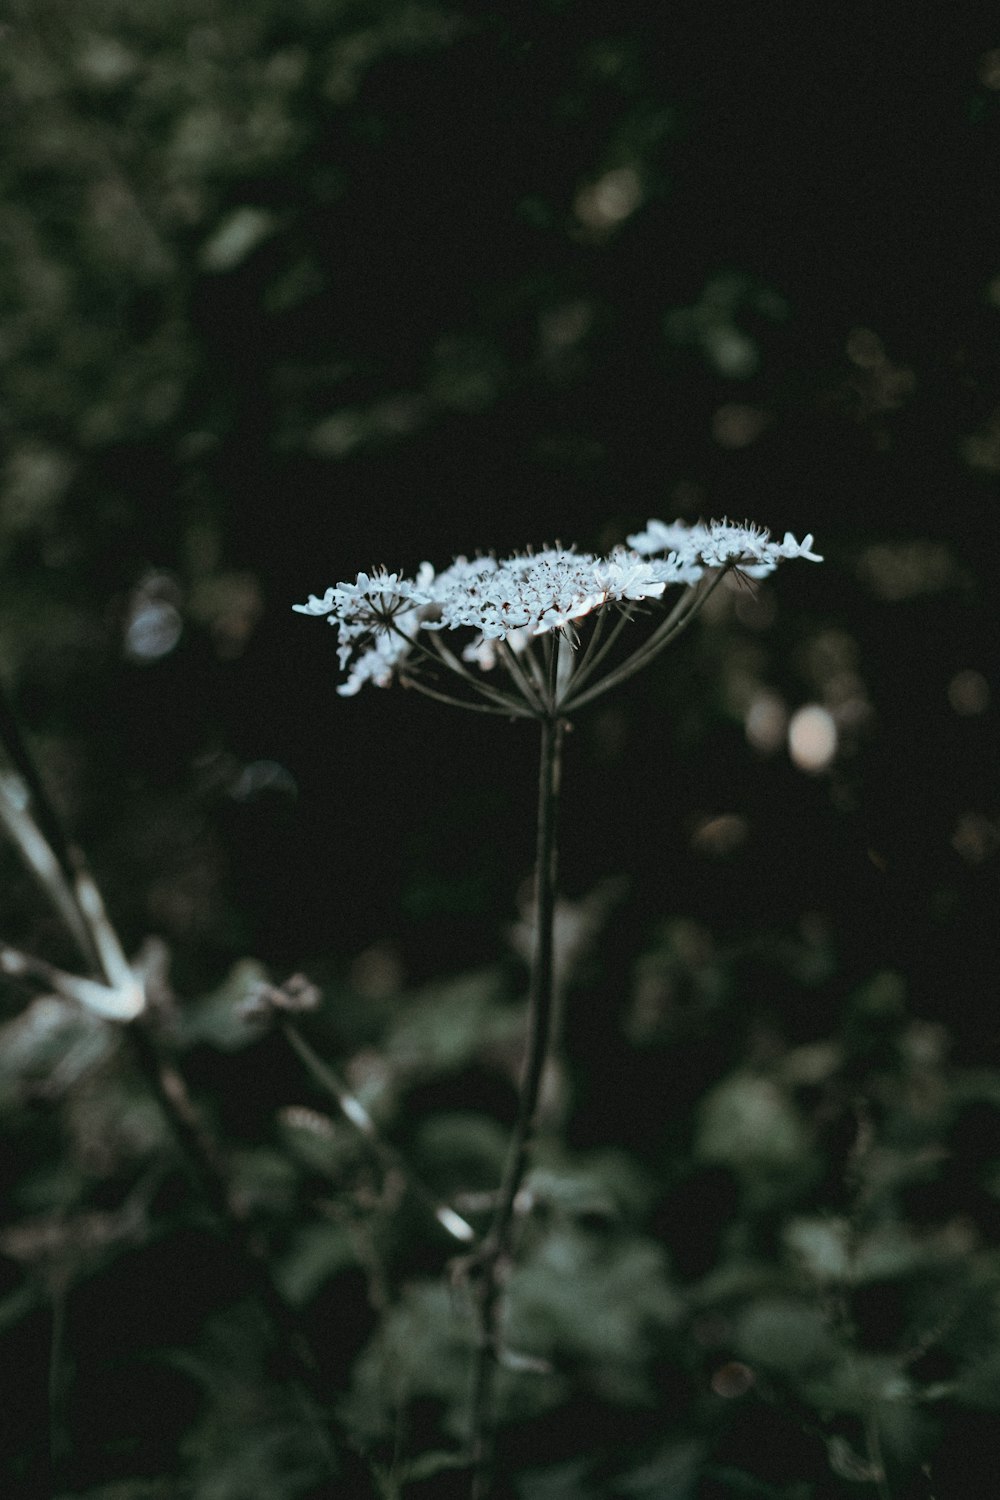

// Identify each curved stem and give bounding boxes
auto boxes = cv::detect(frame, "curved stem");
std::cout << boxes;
[468,712,563,1497]
[400,674,531,719]
[422,633,515,708]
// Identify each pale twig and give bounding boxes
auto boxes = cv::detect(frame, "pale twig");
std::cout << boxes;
[281,1021,476,1246]
[0,774,98,973]
[0,942,142,1022]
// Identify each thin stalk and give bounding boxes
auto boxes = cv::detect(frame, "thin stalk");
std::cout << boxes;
[543,631,560,712]
[0,676,93,943]
[393,625,527,715]
[498,638,547,716]
[0,695,337,1472]
[401,674,531,719]
[520,637,551,701]
[468,711,563,1498]
[571,597,608,667]
[47,1276,69,1492]
[0,675,135,989]
[561,567,732,713]
[558,601,633,703]
[282,1020,476,1245]
[0,779,98,972]
[864,1407,892,1500]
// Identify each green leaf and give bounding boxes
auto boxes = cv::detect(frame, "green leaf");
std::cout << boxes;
[275,1221,357,1306]
[385,968,518,1075]
[732,1296,840,1375]
[695,1074,810,1172]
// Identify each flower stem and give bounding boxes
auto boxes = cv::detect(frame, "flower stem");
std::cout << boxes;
[499,638,547,716]
[467,710,563,1498]
[558,599,633,702]
[561,566,732,712]
[400,673,530,718]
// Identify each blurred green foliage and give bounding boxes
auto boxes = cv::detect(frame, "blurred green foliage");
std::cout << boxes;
[3,913,1000,1496]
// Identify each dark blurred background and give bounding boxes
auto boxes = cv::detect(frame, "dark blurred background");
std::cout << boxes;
[3,0,997,1007]
[2,4,1000,1495]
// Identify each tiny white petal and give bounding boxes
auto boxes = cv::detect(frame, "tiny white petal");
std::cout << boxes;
[292,587,338,616]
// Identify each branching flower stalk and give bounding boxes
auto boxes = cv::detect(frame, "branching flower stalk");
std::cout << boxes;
[295,516,821,1494]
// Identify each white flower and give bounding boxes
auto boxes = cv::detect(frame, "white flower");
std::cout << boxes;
[434,548,628,640]
[337,629,414,696]
[294,515,821,701]
[625,519,700,556]
[292,587,338,617]
[294,567,433,677]
[333,568,432,619]
[775,531,823,562]
[592,551,669,602]
[627,517,823,576]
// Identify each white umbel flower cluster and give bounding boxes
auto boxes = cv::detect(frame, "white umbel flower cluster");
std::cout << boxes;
[294,519,821,702]
[427,548,677,639]
[628,518,822,577]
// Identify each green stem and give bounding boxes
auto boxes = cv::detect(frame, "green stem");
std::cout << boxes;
[468,711,563,1498]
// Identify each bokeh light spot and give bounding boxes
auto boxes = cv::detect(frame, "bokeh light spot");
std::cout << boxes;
[574,166,643,231]
[951,814,1000,865]
[745,692,787,753]
[948,669,990,715]
[979,49,1000,89]
[690,814,750,857]
[711,1362,756,1398]
[788,705,837,772]
[125,603,183,661]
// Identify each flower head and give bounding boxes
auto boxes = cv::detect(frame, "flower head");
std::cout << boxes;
[627,517,823,578]
[294,515,821,712]
[293,566,432,677]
